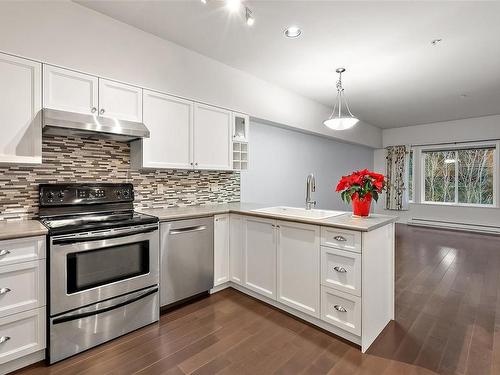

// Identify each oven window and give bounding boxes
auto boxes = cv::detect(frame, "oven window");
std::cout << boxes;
[67,241,150,294]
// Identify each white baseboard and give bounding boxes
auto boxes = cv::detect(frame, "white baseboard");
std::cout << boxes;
[408,218,500,235]
[3,350,44,375]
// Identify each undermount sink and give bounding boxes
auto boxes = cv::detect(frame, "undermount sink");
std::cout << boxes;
[251,206,346,220]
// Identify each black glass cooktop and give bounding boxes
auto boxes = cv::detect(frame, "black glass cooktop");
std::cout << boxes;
[40,211,158,235]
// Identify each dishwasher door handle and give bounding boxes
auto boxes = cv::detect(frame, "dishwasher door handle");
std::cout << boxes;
[169,226,207,235]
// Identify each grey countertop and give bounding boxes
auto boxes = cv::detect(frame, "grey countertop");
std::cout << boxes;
[140,202,398,232]
[0,220,48,241]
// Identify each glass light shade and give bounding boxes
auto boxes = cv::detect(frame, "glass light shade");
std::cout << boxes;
[323,117,359,130]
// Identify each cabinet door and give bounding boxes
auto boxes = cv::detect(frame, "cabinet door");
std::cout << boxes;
[139,90,193,169]
[243,216,276,299]
[229,214,243,285]
[193,104,232,170]
[0,53,41,164]
[0,307,46,365]
[277,221,320,317]
[98,79,143,122]
[214,214,230,286]
[0,260,45,318]
[43,65,98,115]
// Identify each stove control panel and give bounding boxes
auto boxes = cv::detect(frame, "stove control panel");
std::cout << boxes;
[39,184,134,206]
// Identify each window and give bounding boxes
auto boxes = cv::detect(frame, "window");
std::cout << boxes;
[422,147,495,206]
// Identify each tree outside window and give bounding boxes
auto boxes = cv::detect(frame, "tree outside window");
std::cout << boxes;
[423,147,495,205]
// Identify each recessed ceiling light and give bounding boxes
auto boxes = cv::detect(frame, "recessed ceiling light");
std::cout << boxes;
[226,0,241,12]
[431,38,443,46]
[284,26,302,38]
[200,0,207,4]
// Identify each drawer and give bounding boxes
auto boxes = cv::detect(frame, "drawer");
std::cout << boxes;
[0,307,46,365]
[321,286,361,336]
[0,260,46,318]
[321,227,361,253]
[0,236,46,267]
[321,247,361,296]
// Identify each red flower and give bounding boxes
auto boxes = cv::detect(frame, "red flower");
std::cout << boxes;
[336,169,386,202]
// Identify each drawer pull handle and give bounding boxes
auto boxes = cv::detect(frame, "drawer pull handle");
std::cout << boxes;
[333,266,347,273]
[333,305,347,313]
[0,249,10,256]
[333,236,347,242]
[0,288,11,295]
[0,336,10,344]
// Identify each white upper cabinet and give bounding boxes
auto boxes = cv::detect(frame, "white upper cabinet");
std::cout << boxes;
[243,216,277,299]
[277,221,320,318]
[135,90,193,169]
[193,103,232,170]
[43,65,98,115]
[0,53,42,164]
[214,214,230,286]
[98,79,143,122]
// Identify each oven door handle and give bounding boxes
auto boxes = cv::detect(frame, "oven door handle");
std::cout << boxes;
[52,226,158,245]
[52,287,158,325]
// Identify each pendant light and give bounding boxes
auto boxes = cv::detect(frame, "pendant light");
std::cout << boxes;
[323,68,359,130]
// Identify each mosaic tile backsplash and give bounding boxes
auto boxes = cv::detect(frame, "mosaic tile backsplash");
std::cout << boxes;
[0,135,240,220]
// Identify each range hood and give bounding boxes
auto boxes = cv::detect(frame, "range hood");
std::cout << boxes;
[42,108,150,142]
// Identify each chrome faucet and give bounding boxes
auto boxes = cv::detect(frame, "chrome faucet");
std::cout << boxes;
[305,173,316,210]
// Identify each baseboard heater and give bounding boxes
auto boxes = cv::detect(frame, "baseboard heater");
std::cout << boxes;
[407,218,500,235]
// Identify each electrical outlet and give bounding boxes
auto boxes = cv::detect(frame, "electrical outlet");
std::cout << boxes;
[157,183,164,194]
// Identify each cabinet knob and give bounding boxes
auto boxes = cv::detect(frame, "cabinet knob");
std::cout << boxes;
[91,107,97,113]
[0,287,11,295]
[333,235,347,242]
[99,108,105,115]
[333,305,347,313]
[0,336,10,344]
[333,266,347,273]
[195,163,198,166]
[0,249,10,256]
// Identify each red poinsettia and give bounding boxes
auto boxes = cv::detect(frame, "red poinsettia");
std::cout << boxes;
[336,169,386,203]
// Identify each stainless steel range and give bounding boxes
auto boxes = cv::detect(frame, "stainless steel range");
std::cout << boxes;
[38,183,160,364]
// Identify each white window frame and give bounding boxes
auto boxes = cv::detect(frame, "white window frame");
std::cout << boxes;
[408,149,415,203]
[419,141,498,208]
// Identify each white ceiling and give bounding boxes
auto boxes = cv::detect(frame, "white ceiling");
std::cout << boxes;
[77,0,500,129]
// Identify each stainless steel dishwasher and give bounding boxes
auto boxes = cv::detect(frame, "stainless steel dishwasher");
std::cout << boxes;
[160,217,214,306]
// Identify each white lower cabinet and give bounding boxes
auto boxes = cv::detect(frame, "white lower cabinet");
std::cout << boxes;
[0,236,46,371]
[221,215,395,353]
[214,214,230,286]
[229,215,243,285]
[243,216,276,299]
[321,246,361,296]
[277,221,320,318]
[0,260,45,318]
[321,286,361,336]
[0,307,45,366]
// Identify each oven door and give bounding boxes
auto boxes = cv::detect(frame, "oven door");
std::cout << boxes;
[50,224,159,316]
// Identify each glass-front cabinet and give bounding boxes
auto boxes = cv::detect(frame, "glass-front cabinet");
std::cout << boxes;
[232,112,249,170]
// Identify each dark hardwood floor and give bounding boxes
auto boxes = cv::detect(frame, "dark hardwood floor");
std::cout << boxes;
[13,224,500,375]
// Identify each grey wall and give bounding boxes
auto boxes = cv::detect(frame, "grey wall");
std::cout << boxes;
[241,121,374,210]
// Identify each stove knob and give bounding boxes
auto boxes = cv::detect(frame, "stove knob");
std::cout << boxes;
[58,191,65,199]
[116,190,122,197]
[47,192,54,200]
[123,190,129,198]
